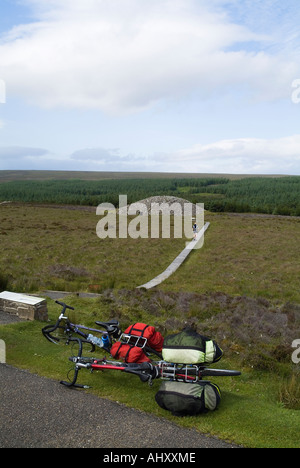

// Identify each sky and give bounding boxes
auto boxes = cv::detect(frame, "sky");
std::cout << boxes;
[0,0,300,175]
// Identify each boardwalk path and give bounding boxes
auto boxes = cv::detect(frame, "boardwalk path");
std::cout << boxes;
[137,222,210,289]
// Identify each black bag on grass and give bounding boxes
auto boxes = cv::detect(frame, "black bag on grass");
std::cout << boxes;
[162,327,223,365]
[155,381,221,417]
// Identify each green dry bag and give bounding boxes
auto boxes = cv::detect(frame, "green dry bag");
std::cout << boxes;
[162,327,223,365]
[155,380,221,417]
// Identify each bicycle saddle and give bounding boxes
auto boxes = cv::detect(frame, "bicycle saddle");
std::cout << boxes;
[95,319,120,337]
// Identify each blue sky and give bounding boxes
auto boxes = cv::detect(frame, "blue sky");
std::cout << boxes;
[0,0,300,174]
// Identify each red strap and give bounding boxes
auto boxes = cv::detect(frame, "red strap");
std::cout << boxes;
[128,323,149,337]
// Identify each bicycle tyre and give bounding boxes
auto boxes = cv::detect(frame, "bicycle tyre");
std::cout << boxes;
[42,324,70,344]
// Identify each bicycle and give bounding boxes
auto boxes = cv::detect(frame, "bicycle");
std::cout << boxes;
[42,301,163,358]
[60,337,241,389]
[43,301,241,391]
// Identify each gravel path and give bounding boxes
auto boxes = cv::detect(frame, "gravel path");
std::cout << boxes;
[0,364,241,449]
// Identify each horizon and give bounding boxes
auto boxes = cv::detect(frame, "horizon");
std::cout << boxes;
[0,169,295,179]
[0,168,293,174]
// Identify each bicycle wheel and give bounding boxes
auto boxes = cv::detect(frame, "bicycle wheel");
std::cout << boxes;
[42,324,72,345]
[69,338,95,358]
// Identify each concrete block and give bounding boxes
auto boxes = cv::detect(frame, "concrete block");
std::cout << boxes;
[0,291,48,321]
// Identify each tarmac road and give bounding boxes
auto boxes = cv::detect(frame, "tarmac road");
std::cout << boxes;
[0,364,241,449]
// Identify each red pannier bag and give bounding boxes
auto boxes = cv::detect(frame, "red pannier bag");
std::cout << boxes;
[110,342,151,363]
[124,323,164,353]
[110,323,164,363]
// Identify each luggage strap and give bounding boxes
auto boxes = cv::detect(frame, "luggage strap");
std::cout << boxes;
[160,362,199,383]
[120,333,148,349]
[120,324,150,349]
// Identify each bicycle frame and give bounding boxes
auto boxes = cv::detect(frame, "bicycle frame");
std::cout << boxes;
[60,339,241,389]
[60,338,156,389]
[44,302,241,390]
[42,301,121,351]
[42,301,163,359]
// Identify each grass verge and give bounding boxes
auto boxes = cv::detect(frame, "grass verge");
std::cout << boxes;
[1,294,299,448]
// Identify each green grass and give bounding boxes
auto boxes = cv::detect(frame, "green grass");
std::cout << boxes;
[1,204,300,303]
[1,295,300,448]
[1,203,300,447]
[0,203,185,292]
[161,212,300,304]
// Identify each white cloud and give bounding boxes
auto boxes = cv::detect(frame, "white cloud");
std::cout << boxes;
[0,146,49,159]
[0,0,298,114]
[0,144,146,171]
[69,147,146,171]
[70,148,121,162]
[157,135,300,174]
[1,135,300,174]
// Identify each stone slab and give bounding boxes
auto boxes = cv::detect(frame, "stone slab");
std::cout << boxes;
[0,291,48,321]
[0,291,45,305]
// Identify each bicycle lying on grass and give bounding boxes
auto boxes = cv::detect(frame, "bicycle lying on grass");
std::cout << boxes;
[42,300,242,417]
[58,335,241,416]
[42,300,163,358]
[59,336,241,390]
[42,300,120,351]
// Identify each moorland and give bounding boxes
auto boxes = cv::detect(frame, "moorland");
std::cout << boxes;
[0,170,300,448]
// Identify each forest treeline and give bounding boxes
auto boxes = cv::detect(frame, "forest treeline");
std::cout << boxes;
[0,176,299,216]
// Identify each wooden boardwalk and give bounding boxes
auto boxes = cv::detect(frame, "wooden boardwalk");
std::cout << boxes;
[137,222,210,290]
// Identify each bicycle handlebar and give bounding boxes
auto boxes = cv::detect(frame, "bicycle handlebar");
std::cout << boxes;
[42,302,79,344]
[42,300,122,350]
[55,300,75,311]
